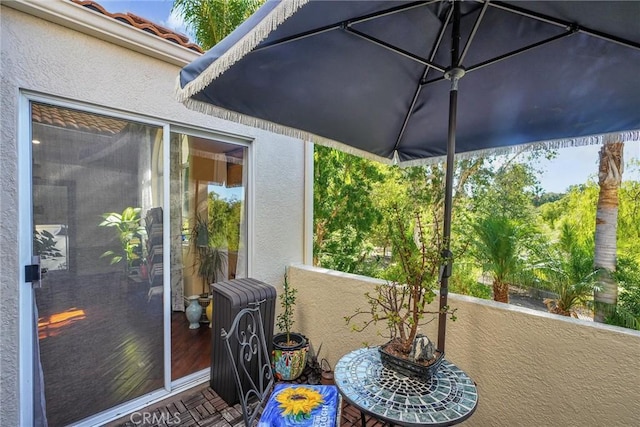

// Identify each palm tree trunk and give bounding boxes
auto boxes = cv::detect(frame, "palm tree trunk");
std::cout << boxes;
[493,280,509,303]
[593,141,623,322]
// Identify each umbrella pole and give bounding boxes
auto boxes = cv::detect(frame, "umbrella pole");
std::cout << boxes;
[437,0,463,354]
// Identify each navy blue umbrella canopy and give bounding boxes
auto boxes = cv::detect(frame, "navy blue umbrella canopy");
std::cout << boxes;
[178,0,640,165]
[177,0,640,351]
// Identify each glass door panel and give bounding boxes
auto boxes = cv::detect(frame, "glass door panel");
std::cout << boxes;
[31,102,165,426]
[169,132,247,380]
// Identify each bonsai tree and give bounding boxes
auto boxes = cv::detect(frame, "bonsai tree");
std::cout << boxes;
[99,207,146,275]
[345,202,457,358]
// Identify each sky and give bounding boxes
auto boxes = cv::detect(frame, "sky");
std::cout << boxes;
[100,1,640,194]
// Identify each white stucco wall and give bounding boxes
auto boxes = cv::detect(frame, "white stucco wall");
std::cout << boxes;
[289,264,640,427]
[0,5,307,426]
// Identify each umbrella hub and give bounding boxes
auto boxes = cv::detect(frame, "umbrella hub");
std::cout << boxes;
[444,67,466,90]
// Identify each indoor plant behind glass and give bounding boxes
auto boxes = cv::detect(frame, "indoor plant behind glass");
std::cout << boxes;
[345,202,457,379]
[190,212,228,325]
[99,206,146,280]
[272,268,308,381]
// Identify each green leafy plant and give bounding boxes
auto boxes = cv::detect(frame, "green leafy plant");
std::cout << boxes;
[190,212,228,296]
[99,207,146,273]
[276,269,297,345]
[531,225,601,317]
[34,229,63,260]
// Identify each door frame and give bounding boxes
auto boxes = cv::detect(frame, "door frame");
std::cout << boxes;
[18,91,174,426]
[18,90,255,426]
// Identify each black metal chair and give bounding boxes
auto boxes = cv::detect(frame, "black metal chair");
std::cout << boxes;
[221,301,341,427]
[221,301,274,426]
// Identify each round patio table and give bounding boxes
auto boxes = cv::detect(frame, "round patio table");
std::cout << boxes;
[334,347,478,426]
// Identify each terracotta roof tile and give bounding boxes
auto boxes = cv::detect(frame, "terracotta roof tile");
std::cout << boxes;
[71,0,203,53]
[32,103,128,135]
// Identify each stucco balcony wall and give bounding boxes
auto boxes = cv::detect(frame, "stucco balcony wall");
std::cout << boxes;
[288,264,640,426]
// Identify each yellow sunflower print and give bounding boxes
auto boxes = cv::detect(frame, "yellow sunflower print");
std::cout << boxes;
[275,386,324,419]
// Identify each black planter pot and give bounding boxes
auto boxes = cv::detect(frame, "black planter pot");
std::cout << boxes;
[379,341,444,380]
[272,332,309,381]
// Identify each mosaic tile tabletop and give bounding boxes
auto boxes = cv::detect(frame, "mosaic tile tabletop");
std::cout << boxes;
[334,347,478,426]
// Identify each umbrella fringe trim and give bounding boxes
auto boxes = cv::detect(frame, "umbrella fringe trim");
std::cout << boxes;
[180,96,638,167]
[180,96,397,164]
[176,0,310,103]
[399,130,640,167]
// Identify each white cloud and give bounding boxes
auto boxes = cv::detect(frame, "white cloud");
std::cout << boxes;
[161,9,194,40]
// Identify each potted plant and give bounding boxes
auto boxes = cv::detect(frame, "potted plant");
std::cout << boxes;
[99,206,146,279]
[189,212,228,324]
[272,268,309,381]
[345,202,457,378]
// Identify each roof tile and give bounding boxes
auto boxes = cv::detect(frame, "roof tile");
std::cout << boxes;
[71,0,203,53]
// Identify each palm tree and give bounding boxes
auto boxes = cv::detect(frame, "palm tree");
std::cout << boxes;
[472,216,523,303]
[533,224,600,317]
[593,141,624,322]
[172,0,264,50]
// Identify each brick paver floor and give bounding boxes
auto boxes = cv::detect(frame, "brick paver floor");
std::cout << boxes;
[106,382,383,427]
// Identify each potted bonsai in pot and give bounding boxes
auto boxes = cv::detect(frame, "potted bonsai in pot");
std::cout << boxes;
[272,268,309,381]
[345,201,457,379]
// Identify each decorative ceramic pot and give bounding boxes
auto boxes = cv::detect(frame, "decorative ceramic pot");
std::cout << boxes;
[379,340,444,380]
[272,332,309,381]
[185,295,202,329]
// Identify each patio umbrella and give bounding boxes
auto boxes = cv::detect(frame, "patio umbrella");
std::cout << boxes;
[176,0,640,351]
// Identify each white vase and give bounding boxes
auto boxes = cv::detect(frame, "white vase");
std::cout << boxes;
[185,296,202,329]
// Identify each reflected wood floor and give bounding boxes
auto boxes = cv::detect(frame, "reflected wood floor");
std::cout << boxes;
[36,272,211,426]
[108,382,385,427]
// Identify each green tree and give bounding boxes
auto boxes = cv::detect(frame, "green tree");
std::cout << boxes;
[532,224,600,317]
[172,0,264,50]
[608,255,640,330]
[471,216,524,303]
[313,145,384,272]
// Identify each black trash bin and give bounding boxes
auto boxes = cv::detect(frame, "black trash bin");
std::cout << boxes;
[210,278,277,405]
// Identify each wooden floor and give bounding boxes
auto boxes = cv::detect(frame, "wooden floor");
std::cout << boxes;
[107,382,385,427]
[35,271,211,427]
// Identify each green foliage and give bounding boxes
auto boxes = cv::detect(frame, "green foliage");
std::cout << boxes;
[276,269,297,342]
[606,255,640,330]
[190,211,228,295]
[207,191,242,251]
[314,145,385,272]
[618,181,640,259]
[530,224,600,316]
[539,184,598,239]
[448,264,492,300]
[172,0,264,50]
[532,192,565,207]
[33,229,62,260]
[99,207,146,271]
[471,216,524,285]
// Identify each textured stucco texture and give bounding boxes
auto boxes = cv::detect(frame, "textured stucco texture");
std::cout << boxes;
[1,6,307,425]
[289,264,640,427]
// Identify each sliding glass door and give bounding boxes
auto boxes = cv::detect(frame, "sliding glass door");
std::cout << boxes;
[31,102,165,426]
[169,131,248,380]
[27,99,250,426]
